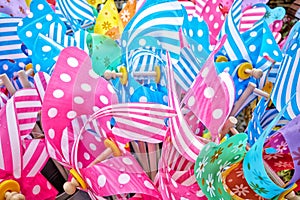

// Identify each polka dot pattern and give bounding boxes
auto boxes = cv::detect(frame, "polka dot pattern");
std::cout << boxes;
[17,0,65,54]
[182,13,211,58]
[41,47,118,164]
[193,0,229,45]
[182,52,233,139]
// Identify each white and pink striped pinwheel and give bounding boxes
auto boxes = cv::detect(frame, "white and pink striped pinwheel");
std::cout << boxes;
[41,47,176,199]
[156,134,208,200]
[181,36,235,142]
[0,88,57,200]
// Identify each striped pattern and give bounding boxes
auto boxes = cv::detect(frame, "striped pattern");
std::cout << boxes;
[219,0,251,62]
[166,52,205,162]
[48,22,76,47]
[268,61,281,83]
[74,29,90,53]
[22,139,48,177]
[0,92,9,108]
[14,89,42,137]
[239,5,266,33]
[179,0,196,16]
[157,140,201,200]
[0,96,22,178]
[56,0,95,31]
[0,17,27,60]
[173,47,201,91]
[90,103,176,145]
[121,0,184,63]
[34,72,50,102]
[128,47,166,85]
[194,0,208,17]
[247,98,266,146]
[271,49,300,120]
[181,38,234,140]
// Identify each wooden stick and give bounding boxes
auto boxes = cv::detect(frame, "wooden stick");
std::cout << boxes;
[138,141,151,177]
[0,74,16,95]
[63,177,79,195]
[244,68,263,79]
[132,71,156,77]
[253,88,270,99]
[17,70,31,88]
[147,143,158,181]
[220,116,239,138]
[230,82,269,116]
[87,147,113,168]
[5,191,25,200]
[263,161,300,200]
[104,70,123,79]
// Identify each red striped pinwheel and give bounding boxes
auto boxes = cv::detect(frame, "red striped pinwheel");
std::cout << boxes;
[0,89,57,200]
[41,46,176,199]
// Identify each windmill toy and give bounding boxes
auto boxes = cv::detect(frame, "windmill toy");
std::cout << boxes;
[0,86,57,200]
[41,46,176,199]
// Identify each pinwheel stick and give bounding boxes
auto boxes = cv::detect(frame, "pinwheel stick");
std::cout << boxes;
[17,70,31,89]
[238,62,263,80]
[132,66,161,83]
[104,66,128,85]
[263,161,300,200]
[0,180,25,200]
[230,82,269,116]
[5,191,25,200]
[220,116,239,138]
[0,74,16,95]
[87,139,122,168]
[63,177,80,195]
[231,132,299,199]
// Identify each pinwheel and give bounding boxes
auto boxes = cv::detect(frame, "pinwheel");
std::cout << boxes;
[41,46,176,199]
[194,133,248,200]
[17,0,92,73]
[121,0,184,64]
[181,36,235,141]
[0,16,31,78]
[271,21,300,120]
[0,88,57,200]
[157,134,208,200]
[214,0,283,116]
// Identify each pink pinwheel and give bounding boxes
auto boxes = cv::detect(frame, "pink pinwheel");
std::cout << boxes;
[194,0,230,45]
[0,89,57,200]
[181,36,235,142]
[156,133,208,200]
[165,51,207,162]
[41,46,176,199]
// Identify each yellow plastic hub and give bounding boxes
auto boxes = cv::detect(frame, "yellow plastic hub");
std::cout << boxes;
[104,139,122,157]
[154,66,161,83]
[119,66,128,85]
[237,62,253,80]
[0,180,20,200]
[69,169,87,190]
[215,55,228,63]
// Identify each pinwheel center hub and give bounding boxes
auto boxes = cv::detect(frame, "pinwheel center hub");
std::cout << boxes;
[70,169,87,190]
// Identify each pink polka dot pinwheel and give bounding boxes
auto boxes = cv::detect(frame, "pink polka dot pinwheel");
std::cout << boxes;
[0,89,57,200]
[41,47,177,199]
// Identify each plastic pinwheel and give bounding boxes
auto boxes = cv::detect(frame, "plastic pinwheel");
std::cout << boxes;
[41,46,176,199]
[0,88,57,200]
